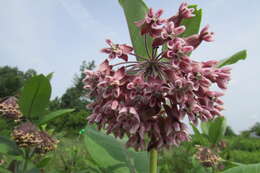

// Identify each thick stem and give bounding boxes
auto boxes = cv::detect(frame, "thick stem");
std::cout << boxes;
[149,149,158,173]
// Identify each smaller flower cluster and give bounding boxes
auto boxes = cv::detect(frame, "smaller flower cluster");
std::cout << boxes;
[0,97,23,122]
[195,145,222,168]
[135,3,214,50]
[12,122,58,154]
[35,132,59,154]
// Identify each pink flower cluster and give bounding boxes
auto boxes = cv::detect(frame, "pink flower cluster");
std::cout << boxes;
[83,3,231,151]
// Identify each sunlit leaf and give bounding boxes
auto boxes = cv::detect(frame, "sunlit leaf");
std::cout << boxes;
[119,0,153,60]
[208,117,227,144]
[217,50,247,68]
[0,136,22,156]
[36,109,74,125]
[19,75,51,119]
[84,126,149,173]
[222,163,260,173]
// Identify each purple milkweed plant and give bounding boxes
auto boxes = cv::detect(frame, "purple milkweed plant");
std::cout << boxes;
[83,2,231,151]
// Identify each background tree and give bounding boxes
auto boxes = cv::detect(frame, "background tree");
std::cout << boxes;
[0,66,36,98]
[48,61,95,135]
[225,126,237,136]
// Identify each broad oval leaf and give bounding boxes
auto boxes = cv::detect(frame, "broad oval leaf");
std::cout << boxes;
[222,163,260,173]
[36,157,51,168]
[25,168,41,173]
[200,121,211,136]
[84,126,149,173]
[84,126,129,173]
[19,75,51,119]
[0,136,22,156]
[208,117,227,144]
[0,167,12,173]
[217,50,247,68]
[191,124,209,145]
[36,109,75,125]
[119,0,153,60]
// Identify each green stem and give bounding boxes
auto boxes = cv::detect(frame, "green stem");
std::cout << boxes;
[149,149,158,173]
[23,158,28,173]
[22,148,31,173]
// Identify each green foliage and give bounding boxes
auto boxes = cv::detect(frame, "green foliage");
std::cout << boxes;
[119,0,153,60]
[0,136,22,156]
[0,66,36,98]
[191,117,227,146]
[36,157,51,168]
[228,150,260,164]
[208,117,227,144]
[201,121,210,136]
[43,137,93,172]
[225,126,237,137]
[0,167,12,173]
[221,163,260,173]
[159,142,211,173]
[218,50,247,68]
[159,143,194,173]
[84,126,149,173]
[227,137,260,152]
[48,61,95,134]
[36,109,75,126]
[190,124,209,146]
[249,122,260,136]
[19,75,52,120]
[48,110,91,135]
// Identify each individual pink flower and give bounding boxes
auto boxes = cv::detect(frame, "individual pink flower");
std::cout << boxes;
[166,38,194,58]
[168,2,195,27]
[185,25,214,49]
[152,22,186,47]
[101,39,133,61]
[135,8,165,37]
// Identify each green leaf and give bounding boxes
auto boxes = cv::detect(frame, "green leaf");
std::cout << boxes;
[191,124,208,145]
[84,126,149,173]
[200,121,211,136]
[36,109,74,125]
[36,157,51,168]
[19,75,52,119]
[208,117,227,144]
[46,72,54,81]
[222,163,260,173]
[0,136,22,155]
[119,0,153,60]
[25,168,41,173]
[179,5,202,38]
[0,167,12,173]
[84,127,128,172]
[217,50,247,68]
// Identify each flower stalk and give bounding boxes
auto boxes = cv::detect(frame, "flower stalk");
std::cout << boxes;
[149,149,158,173]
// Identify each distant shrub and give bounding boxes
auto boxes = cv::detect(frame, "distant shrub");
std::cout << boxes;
[228,150,260,164]
[227,137,260,152]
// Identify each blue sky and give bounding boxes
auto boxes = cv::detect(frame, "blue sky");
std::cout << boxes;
[1,0,260,132]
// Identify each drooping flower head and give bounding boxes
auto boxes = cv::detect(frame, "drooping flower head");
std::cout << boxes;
[134,8,165,37]
[12,122,42,147]
[0,97,23,122]
[83,3,231,151]
[12,122,58,154]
